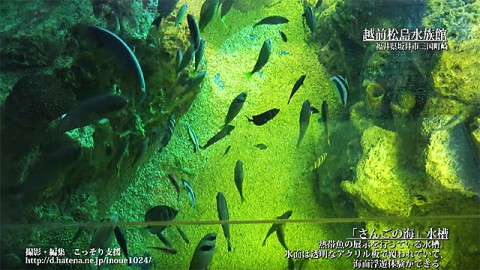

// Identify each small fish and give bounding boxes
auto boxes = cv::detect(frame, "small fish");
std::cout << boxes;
[330,75,349,107]
[58,94,127,133]
[223,145,231,156]
[176,226,190,244]
[262,210,292,249]
[220,0,236,22]
[234,160,245,202]
[310,106,319,114]
[187,14,201,51]
[152,16,163,28]
[167,174,181,199]
[202,125,235,149]
[321,100,330,145]
[90,214,117,251]
[255,143,267,150]
[304,6,316,38]
[225,92,247,127]
[287,75,306,105]
[185,121,200,153]
[176,49,183,71]
[279,31,287,42]
[199,0,220,31]
[315,0,323,9]
[177,44,195,73]
[254,16,289,27]
[175,4,188,27]
[145,205,178,248]
[297,100,311,147]
[216,192,232,251]
[114,226,130,265]
[158,115,176,153]
[247,108,279,126]
[185,71,207,93]
[157,0,179,24]
[194,38,206,71]
[134,137,150,164]
[308,153,327,171]
[183,179,196,209]
[148,246,178,255]
[245,39,272,78]
[189,233,217,270]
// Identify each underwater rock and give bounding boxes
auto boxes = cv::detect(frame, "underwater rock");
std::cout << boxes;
[349,101,375,133]
[390,91,415,127]
[342,126,412,216]
[365,82,385,117]
[472,117,480,157]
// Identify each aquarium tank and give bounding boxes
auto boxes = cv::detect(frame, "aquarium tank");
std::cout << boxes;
[0,0,479,269]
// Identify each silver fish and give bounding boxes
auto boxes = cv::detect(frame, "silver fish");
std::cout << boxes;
[297,100,311,147]
[183,179,196,209]
[216,192,232,252]
[175,4,187,27]
[189,233,217,270]
[185,121,200,153]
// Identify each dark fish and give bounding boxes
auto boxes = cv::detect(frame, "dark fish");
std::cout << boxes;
[185,71,207,93]
[247,108,279,126]
[276,225,288,250]
[185,121,200,153]
[315,0,323,8]
[183,179,196,209]
[225,92,247,127]
[223,145,231,156]
[148,246,178,254]
[158,115,176,153]
[202,125,235,149]
[156,0,180,27]
[287,75,306,105]
[220,0,236,22]
[288,257,295,270]
[304,6,316,38]
[234,160,245,202]
[189,233,217,270]
[279,31,287,42]
[187,14,201,50]
[176,49,183,71]
[194,38,206,71]
[114,226,130,265]
[152,16,163,28]
[175,4,188,27]
[321,100,330,145]
[216,192,232,252]
[199,0,220,31]
[310,106,319,114]
[145,205,178,247]
[297,100,311,147]
[133,137,150,164]
[262,210,292,249]
[87,26,146,105]
[167,174,181,199]
[177,44,195,73]
[58,94,127,133]
[176,226,190,244]
[254,16,289,27]
[255,143,267,150]
[330,75,349,107]
[90,214,117,251]
[246,39,272,78]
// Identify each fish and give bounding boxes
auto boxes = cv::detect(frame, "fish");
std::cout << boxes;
[175,4,187,27]
[185,121,200,153]
[176,226,190,244]
[183,178,196,209]
[176,49,183,71]
[262,210,292,249]
[199,0,220,31]
[133,137,150,164]
[90,214,117,251]
[225,92,247,127]
[158,114,176,153]
[187,14,201,51]
[254,16,289,27]
[321,100,330,145]
[152,16,163,28]
[279,31,287,42]
[288,257,295,270]
[216,192,232,251]
[185,71,207,93]
[148,246,178,255]
[167,174,181,199]
[315,0,323,8]
[223,145,231,156]
[297,100,311,147]
[220,0,236,22]
[87,26,146,105]
[246,108,279,126]
[330,75,349,107]
[156,0,179,27]
[145,205,178,248]
[58,94,127,133]
[177,44,195,73]
[202,125,235,149]
[194,38,206,71]
[307,153,327,171]
[114,226,130,265]
[287,75,306,105]
[255,143,267,150]
[310,106,319,114]
[189,233,217,270]
[304,6,316,38]
[245,39,272,78]
[234,160,245,202]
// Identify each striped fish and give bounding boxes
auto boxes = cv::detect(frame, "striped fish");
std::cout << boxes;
[330,75,349,107]
[183,178,196,209]
[185,121,200,153]
[158,115,176,153]
[308,153,327,172]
